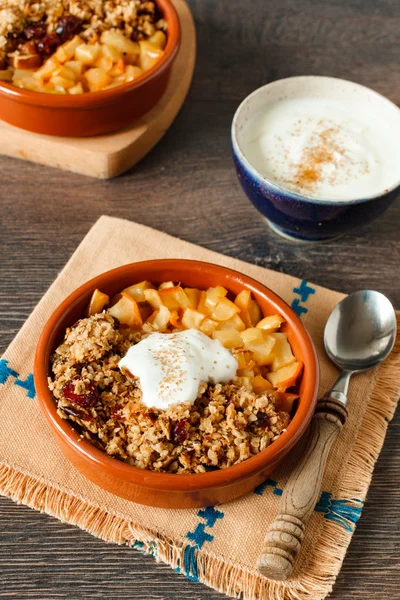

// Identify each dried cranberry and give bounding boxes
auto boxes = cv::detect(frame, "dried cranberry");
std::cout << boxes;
[24,21,47,40]
[62,380,98,409]
[55,15,83,42]
[253,411,270,428]
[111,403,125,421]
[62,405,93,422]
[37,33,61,56]
[171,420,188,444]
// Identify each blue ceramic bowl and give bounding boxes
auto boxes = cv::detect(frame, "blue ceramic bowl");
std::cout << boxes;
[231,77,400,243]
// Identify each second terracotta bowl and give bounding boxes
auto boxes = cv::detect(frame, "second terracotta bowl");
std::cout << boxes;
[0,0,180,136]
[34,259,319,508]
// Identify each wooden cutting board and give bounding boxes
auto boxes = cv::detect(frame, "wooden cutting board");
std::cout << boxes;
[0,0,195,179]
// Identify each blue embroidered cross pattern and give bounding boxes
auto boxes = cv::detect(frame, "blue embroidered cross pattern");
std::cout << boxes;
[253,479,363,532]
[0,359,36,399]
[291,279,316,317]
[180,507,224,581]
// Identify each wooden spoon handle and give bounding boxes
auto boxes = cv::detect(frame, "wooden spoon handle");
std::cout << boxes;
[256,397,348,580]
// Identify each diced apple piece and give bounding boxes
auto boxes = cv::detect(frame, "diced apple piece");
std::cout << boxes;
[148,30,167,49]
[240,328,265,349]
[124,281,154,302]
[109,58,125,76]
[13,69,38,88]
[236,376,253,390]
[267,361,303,390]
[252,351,273,367]
[211,297,240,321]
[34,56,60,81]
[87,289,110,316]
[56,36,82,62]
[75,43,101,65]
[181,308,205,330]
[252,346,276,367]
[234,290,253,328]
[248,300,262,326]
[109,293,142,327]
[123,281,154,302]
[65,60,83,75]
[275,392,299,413]
[240,328,276,362]
[144,288,163,309]
[199,317,219,336]
[41,83,58,93]
[159,286,191,310]
[102,44,123,62]
[269,332,296,372]
[139,40,164,71]
[184,288,201,309]
[234,351,252,370]
[54,65,76,80]
[256,314,285,332]
[158,281,175,290]
[84,67,110,92]
[212,329,243,350]
[69,82,84,94]
[14,53,41,69]
[121,292,143,327]
[125,64,143,81]
[201,286,228,314]
[148,305,170,331]
[197,291,211,316]
[96,55,113,72]
[252,374,273,394]
[169,310,180,328]
[101,30,139,55]
[50,75,75,89]
[217,313,246,332]
[237,368,254,377]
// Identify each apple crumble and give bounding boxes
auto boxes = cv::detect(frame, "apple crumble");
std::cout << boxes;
[0,0,168,93]
[48,281,302,474]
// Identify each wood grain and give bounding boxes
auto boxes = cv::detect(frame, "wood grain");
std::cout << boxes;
[257,398,348,580]
[0,0,196,179]
[0,0,399,598]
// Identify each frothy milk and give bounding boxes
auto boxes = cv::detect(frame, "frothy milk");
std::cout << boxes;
[241,97,399,201]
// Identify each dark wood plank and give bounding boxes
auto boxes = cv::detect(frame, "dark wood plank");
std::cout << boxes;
[0,0,399,598]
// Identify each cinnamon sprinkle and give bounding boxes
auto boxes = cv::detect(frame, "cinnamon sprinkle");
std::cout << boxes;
[288,126,345,193]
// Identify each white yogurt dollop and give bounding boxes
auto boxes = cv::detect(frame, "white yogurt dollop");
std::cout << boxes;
[118,329,238,410]
[241,97,400,201]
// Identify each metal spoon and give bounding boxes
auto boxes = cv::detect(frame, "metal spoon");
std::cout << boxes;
[257,290,397,581]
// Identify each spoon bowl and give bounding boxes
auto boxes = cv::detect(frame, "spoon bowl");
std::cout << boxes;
[324,290,397,373]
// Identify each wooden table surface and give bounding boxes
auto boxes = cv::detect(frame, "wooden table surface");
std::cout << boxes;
[1,0,399,598]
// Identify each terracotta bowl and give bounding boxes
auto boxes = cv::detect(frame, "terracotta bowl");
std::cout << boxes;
[0,0,180,137]
[34,259,319,508]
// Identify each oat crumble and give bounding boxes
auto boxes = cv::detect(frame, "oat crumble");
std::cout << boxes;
[49,312,292,474]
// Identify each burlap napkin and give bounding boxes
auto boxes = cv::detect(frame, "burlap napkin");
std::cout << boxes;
[1,216,399,600]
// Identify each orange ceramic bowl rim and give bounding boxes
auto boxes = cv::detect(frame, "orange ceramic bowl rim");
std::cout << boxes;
[0,0,180,108]
[34,259,319,493]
